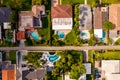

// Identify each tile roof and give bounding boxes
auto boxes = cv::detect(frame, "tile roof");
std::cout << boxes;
[93,7,108,29]
[2,70,15,80]
[0,7,11,25]
[109,4,120,30]
[51,5,72,19]
[25,68,46,80]
[19,11,34,27]
[2,61,16,80]
[16,31,25,40]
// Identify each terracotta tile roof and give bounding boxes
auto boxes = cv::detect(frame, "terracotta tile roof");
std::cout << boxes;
[2,70,15,80]
[51,5,72,19]
[17,31,25,40]
[93,7,108,29]
[109,4,120,30]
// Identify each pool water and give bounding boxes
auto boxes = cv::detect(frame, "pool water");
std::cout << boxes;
[100,31,106,42]
[56,31,65,38]
[81,32,87,37]
[49,55,59,63]
[30,31,40,41]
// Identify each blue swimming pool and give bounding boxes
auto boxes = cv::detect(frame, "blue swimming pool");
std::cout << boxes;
[81,32,87,37]
[101,31,106,42]
[49,55,59,63]
[30,31,40,41]
[56,31,65,38]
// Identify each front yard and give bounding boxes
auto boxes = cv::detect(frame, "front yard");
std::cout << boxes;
[94,50,120,60]
[9,51,16,64]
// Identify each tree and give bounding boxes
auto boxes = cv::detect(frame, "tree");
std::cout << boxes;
[52,51,85,80]
[32,0,42,5]
[103,21,114,43]
[70,63,86,79]
[23,52,42,69]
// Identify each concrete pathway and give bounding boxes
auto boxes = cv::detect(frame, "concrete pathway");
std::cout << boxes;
[83,50,88,62]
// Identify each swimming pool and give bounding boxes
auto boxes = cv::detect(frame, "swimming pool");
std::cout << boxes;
[56,31,65,38]
[30,31,40,41]
[49,55,59,63]
[100,31,106,42]
[42,52,60,63]
[81,32,87,37]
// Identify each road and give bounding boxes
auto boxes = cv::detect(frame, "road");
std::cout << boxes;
[1,45,120,51]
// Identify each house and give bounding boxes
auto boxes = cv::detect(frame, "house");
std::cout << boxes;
[93,7,108,40]
[79,4,92,39]
[0,7,11,25]
[19,5,45,30]
[2,61,16,80]
[25,68,46,80]
[101,60,120,80]
[0,7,11,39]
[109,4,120,39]
[51,5,73,39]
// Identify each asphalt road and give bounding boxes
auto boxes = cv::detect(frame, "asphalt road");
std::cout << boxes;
[1,45,120,51]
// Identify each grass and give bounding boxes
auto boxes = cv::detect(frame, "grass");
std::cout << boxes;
[25,11,51,46]
[9,51,16,64]
[62,0,120,5]
[64,30,77,45]
[102,0,120,4]
[114,38,120,45]
[62,0,95,5]
[95,50,120,60]
[88,50,94,80]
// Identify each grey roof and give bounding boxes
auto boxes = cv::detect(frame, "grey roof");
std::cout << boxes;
[0,7,11,25]
[79,5,92,30]
[25,68,46,80]
[2,61,15,70]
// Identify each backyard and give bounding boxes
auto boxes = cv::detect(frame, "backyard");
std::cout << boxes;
[25,11,51,46]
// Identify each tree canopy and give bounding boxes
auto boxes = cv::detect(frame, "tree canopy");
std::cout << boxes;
[52,51,86,79]
[103,21,114,31]
[23,52,42,69]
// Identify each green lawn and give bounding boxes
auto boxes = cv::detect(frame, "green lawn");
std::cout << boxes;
[9,51,16,64]
[62,0,120,5]
[64,30,77,45]
[114,38,120,45]
[62,0,95,5]
[102,0,120,4]
[95,50,120,60]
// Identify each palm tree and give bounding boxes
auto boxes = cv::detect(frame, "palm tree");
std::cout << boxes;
[103,21,114,43]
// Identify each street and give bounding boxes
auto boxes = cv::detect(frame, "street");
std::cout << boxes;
[1,45,120,51]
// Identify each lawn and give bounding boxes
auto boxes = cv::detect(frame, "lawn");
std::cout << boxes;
[62,0,95,5]
[9,51,16,64]
[95,50,120,60]
[102,0,120,4]
[64,30,77,45]
[62,0,120,5]
[114,38,120,45]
